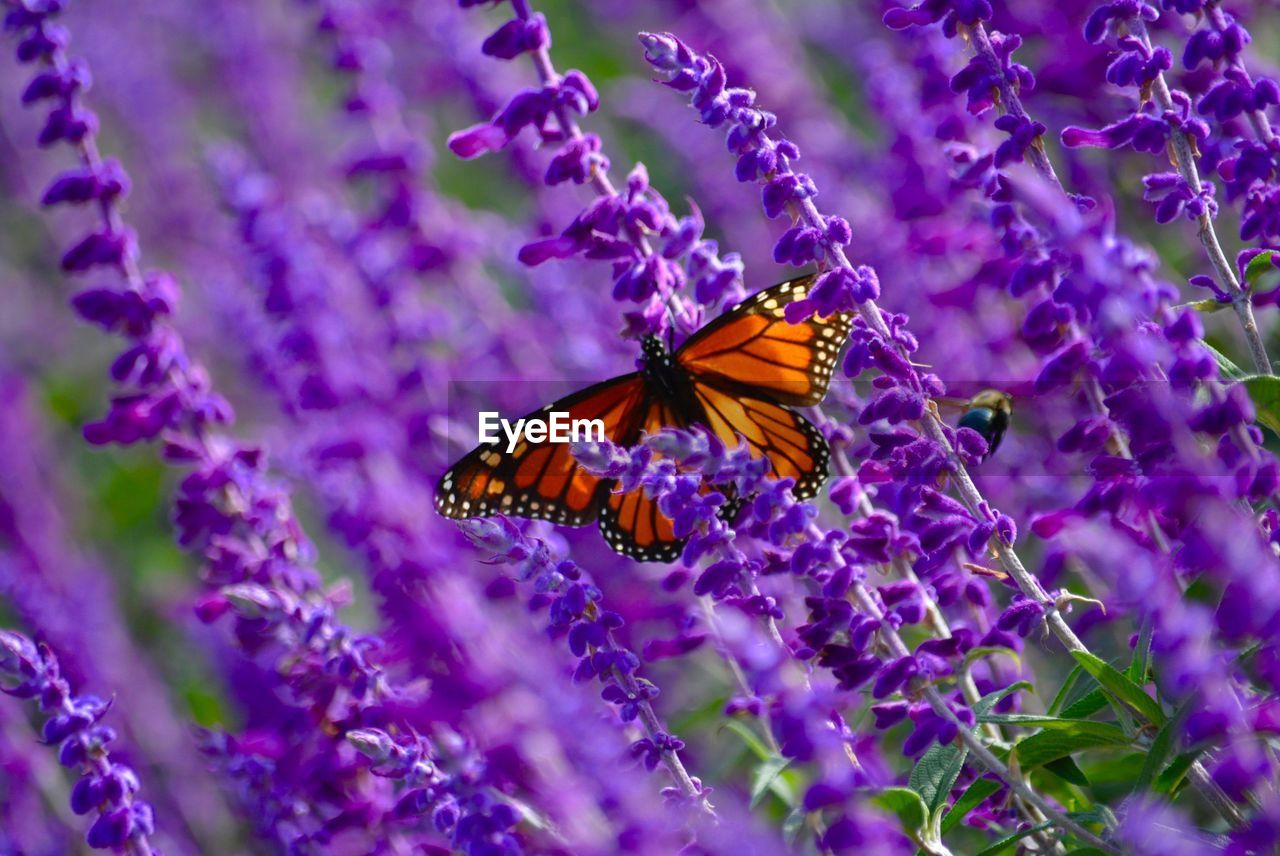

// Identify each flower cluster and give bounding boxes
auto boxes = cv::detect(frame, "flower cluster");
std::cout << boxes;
[0,2,503,851]
[450,0,744,331]
[457,514,710,810]
[0,631,155,853]
[639,30,1020,645]
[1176,1,1280,245]
[641,33,878,320]
[1063,4,1214,223]
[4,0,1280,853]
[347,728,522,854]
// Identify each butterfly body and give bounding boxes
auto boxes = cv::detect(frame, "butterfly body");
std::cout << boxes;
[436,276,852,561]
[638,335,700,416]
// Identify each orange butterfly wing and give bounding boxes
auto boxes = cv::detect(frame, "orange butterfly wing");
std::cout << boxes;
[599,396,688,562]
[676,275,849,499]
[435,374,647,525]
[691,385,830,500]
[676,274,851,407]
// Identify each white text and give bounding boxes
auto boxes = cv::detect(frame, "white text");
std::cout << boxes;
[478,411,606,453]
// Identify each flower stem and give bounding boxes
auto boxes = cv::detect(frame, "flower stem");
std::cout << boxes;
[968,22,1062,188]
[1130,17,1271,376]
[847,587,1118,854]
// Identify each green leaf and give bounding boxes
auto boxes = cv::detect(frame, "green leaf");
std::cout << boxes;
[1015,722,1131,768]
[978,713,1113,730]
[750,754,794,809]
[1203,341,1248,382]
[1134,701,1189,794]
[872,787,929,835]
[1128,620,1153,685]
[940,777,1001,835]
[721,719,772,761]
[972,681,1033,717]
[1179,298,1230,314]
[1155,749,1203,796]
[972,821,1054,856]
[1048,665,1086,716]
[724,720,796,809]
[1071,651,1166,725]
[1068,806,1117,828]
[1081,753,1148,802]
[782,808,807,846]
[909,743,968,814]
[1060,687,1108,719]
[963,645,1022,671]
[1044,756,1090,786]
[1245,249,1279,288]
[1240,375,1280,437]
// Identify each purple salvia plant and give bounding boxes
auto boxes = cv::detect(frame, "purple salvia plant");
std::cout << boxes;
[0,3,521,852]
[637,31,1009,664]
[211,147,695,850]
[600,0,931,303]
[1171,0,1280,249]
[233,7,721,838]
[0,372,234,853]
[0,630,156,853]
[880,1,1280,835]
[370,1,651,394]
[575,431,923,850]
[446,0,736,814]
[298,0,486,350]
[578,429,1110,851]
[635,28,1273,851]
[449,0,744,336]
[221,6,728,841]
[459,515,713,813]
[1060,0,1273,375]
[0,704,79,854]
[205,6,763,845]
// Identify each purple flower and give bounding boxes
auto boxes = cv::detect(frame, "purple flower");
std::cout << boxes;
[8,0,1280,850]
[883,0,993,37]
[0,632,156,853]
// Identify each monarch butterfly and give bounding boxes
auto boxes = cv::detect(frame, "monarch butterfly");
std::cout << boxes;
[435,275,852,561]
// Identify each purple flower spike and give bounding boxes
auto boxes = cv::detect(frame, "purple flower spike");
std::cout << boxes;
[0,632,157,854]
[451,12,743,331]
[640,30,883,316]
[7,0,1280,850]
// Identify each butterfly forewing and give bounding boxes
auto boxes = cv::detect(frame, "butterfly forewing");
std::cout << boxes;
[676,275,852,407]
[435,374,647,525]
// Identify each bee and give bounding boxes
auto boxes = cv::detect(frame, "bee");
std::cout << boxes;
[957,390,1012,460]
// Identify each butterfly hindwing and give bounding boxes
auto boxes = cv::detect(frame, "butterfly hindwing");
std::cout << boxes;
[599,395,688,562]
[675,274,851,407]
[692,384,831,500]
[435,374,647,525]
